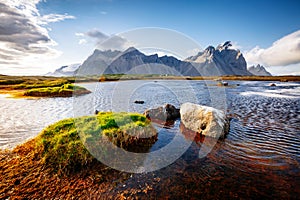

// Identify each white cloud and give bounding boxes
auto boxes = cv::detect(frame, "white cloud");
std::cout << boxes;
[245,30,300,66]
[186,48,202,57]
[228,41,242,50]
[78,39,87,45]
[39,13,75,25]
[86,29,108,41]
[100,11,107,15]
[267,63,300,76]
[0,0,75,74]
[75,32,85,37]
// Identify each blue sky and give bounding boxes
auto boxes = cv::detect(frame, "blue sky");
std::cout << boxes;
[0,0,300,75]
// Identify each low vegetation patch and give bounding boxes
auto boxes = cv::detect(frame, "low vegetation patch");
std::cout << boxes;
[80,112,158,152]
[3,112,157,175]
[23,83,91,97]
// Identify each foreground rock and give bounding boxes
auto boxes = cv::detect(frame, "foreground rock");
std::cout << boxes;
[144,104,180,122]
[180,102,229,138]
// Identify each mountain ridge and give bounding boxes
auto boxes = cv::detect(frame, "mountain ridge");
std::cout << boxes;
[48,41,268,77]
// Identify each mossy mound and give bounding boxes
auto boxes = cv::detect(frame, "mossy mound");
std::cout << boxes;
[23,83,91,97]
[34,112,157,174]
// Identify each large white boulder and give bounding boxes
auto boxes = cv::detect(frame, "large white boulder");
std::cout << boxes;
[180,103,229,138]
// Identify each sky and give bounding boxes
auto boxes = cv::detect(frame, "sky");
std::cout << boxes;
[0,0,300,75]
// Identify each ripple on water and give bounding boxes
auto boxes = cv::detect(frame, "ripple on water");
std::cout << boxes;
[221,89,300,174]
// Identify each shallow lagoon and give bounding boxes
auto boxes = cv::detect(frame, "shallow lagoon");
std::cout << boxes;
[1,80,299,198]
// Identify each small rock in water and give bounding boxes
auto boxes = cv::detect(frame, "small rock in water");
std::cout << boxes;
[180,102,229,138]
[134,100,145,104]
[269,83,276,87]
[222,81,229,86]
[217,81,228,86]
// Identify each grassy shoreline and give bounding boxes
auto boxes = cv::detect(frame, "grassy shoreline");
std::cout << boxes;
[0,112,157,199]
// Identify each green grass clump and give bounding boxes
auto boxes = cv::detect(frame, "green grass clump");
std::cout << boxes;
[34,112,157,174]
[23,83,90,97]
[35,118,92,174]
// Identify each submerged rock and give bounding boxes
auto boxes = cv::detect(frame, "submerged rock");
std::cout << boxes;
[144,104,180,121]
[180,102,229,138]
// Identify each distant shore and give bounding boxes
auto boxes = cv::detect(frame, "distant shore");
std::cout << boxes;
[0,75,91,98]
[1,74,300,83]
[85,74,300,82]
[0,74,299,98]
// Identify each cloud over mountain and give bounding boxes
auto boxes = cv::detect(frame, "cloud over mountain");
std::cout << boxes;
[245,30,300,66]
[77,29,132,51]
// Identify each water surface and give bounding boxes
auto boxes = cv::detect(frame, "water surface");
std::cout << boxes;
[0,80,299,198]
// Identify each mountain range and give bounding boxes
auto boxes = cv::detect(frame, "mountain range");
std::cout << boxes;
[47,41,272,77]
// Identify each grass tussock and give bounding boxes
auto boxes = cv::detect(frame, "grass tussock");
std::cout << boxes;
[27,112,157,174]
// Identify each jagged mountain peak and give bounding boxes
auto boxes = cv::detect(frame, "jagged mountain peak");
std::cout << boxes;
[248,64,272,76]
[204,46,215,56]
[222,41,232,49]
[123,47,141,54]
[184,42,251,76]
